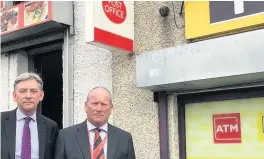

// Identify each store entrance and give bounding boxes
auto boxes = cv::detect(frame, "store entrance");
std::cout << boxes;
[33,51,63,128]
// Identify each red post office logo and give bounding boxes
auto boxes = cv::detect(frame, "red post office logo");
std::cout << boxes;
[213,113,242,143]
[102,1,127,24]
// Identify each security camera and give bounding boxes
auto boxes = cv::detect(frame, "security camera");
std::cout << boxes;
[159,6,170,17]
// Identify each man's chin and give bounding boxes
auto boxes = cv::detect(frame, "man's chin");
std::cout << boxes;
[93,120,106,127]
[21,105,36,111]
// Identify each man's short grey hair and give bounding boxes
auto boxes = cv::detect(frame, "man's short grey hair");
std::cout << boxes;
[14,72,43,90]
[87,86,113,106]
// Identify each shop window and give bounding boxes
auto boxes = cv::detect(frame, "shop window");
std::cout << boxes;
[178,87,264,159]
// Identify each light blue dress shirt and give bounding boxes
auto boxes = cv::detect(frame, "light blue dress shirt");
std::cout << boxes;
[15,108,39,159]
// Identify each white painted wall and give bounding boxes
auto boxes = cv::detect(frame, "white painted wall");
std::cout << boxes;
[0,51,28,111]
[1,54,9,111]
[73,1,113,124]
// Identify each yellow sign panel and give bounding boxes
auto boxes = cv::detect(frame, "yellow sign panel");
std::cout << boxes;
[185,97,264,159]
[185,1,264,40]
[257,112,264,142]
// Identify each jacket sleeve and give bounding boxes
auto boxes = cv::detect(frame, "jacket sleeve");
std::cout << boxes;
[54,130,65,159]
[51,124,60,157]
[128,133,136,159]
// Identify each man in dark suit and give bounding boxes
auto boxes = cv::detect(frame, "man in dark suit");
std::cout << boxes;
[55,87,136,159]
[1,72,59,159]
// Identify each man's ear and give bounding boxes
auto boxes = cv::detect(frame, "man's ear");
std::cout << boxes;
[40,91,44,101]
[13,91,17,102]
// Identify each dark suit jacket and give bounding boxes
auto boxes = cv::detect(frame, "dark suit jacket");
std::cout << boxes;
[1,108,59,159]
[55,121,136,159]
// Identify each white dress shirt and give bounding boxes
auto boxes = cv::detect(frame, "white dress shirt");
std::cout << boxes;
[87,121,108,159]
[15,108,39,159]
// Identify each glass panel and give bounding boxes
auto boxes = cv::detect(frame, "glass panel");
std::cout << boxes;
[185,97,264,159]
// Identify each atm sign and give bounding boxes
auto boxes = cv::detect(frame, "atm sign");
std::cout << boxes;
[213,113,242,144]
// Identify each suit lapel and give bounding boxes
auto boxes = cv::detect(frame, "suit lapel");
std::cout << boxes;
[37,114,47,159]
[4,109,17,159]
[107,124,118,159]
[76,121,91,159]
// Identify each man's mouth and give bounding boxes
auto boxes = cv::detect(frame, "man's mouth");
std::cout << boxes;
[24,102,33,104]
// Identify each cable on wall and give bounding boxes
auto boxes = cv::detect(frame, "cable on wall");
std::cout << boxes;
[171,1,185,28]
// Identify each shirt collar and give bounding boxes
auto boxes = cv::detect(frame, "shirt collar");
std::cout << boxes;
[87,120,108,132]
[16,107,36,122]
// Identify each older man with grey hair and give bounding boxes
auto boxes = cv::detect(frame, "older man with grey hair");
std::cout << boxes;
[55,86,136,159]
[1,72,59,159]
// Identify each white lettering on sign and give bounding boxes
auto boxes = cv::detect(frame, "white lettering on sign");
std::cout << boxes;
[234,1,244,15]
[102,1,127,24]
[216,124,238,133]
[104,1,124,19]
[149,68,161,77]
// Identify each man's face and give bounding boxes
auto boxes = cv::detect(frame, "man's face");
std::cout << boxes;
[85,88,113,127]
[13,79,44,113]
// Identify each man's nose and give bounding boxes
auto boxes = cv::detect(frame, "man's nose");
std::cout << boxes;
[95,104,103,111]
[25,91,32,98]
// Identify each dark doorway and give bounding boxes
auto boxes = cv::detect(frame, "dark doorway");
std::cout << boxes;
[33,51,63,129]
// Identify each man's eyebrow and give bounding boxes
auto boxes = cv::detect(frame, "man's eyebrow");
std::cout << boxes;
[18,88,27,90]
[18,88,38,90]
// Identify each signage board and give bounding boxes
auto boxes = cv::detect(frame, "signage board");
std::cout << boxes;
[85,1,134,53]
[1,1,52,35]
[213,113,242,144]
[0,1,73,38]
[185,1,264,40]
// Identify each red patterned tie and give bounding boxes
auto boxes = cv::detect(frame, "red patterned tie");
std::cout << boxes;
[21,117,31,159]
[93,128,105,159]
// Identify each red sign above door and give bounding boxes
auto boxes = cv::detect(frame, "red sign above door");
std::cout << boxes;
[0,1,52,35]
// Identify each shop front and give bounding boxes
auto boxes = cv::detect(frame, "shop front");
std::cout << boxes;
[1,1,73,128]
[136,28,264,159]
[136,2,264,158]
